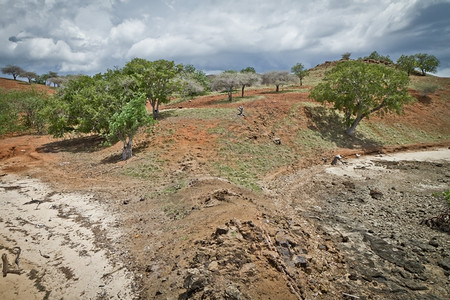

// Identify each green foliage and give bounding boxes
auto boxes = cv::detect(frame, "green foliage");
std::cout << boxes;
[0,88,49,135]
[291,63,309,86]
[396,54,417,76]
[241,67,256,73]
[0,89,19,134]
[180,64,210,98]
[341,52,351,60]
[433,190,450,207]
[415,53,439,75]
[46,64,154,160]
[124,58,183,119]
[309,60,412,136]
[364,51,393,64]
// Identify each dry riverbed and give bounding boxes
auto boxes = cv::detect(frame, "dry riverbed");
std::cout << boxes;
[0,174,136,299]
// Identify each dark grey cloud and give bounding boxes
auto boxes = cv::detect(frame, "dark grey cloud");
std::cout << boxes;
[1,0,449,77]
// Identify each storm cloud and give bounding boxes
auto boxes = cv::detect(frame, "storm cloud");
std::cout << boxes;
[1,0,449,76]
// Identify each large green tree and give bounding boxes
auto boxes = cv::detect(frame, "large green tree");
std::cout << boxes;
[396,54,417,76]
[309,60,412,136]
[124,58,182,119]
[47,68,152,160]
[291,63,309,86]
[415,53,439,75]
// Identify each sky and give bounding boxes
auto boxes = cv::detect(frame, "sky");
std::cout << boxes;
[1,0,450,77]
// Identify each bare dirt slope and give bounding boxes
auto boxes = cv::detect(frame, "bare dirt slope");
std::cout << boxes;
[1,75,450,299]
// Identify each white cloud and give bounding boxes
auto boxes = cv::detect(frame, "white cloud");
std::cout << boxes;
[0,0,449,75]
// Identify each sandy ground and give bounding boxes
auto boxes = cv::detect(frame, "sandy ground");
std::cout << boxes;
[0,174,136,300]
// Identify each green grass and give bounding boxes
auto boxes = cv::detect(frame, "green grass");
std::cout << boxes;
[213,136,297,191]
[165,107,237,120]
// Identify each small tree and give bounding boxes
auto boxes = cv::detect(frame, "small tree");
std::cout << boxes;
[239,70,260,97]
[211,72,241,101]
[415,53,439,76]
[309,61,412,136]
[364,51,393,64]
[124,58,182,119]
[262,71,297,92]
[179,64,209,98]
[1,65,25,80]
[241,67,256,73]
[396,55,417,76]
[20,71,39,83]
[108,95,153,160]
[291,63,309,86]
[341,52,351,60]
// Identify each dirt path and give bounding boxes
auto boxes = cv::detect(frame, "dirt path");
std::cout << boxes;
[0,174,136,300]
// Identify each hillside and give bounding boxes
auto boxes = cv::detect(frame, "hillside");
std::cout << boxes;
[1,66,449,299]
[0,77,55,94]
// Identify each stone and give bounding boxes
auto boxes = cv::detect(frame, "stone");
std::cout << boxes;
[224,284,241,300]
[293,255,308,268]
[215,226,229,235]
[183,268,209,293]
[369,189,383,200]
[208,261,219,272]
[429,238,439,248]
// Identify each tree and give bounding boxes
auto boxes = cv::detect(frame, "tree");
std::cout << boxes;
[1,65,25,80]
[309,60,412,136]
[341,52,351,60]
[364,51,393,64]
[108,94,153,160]
[211,72,241,101]
[124,58,182,119]
[415,53,439,76]
[20,71,38,83]
[262,71,297,92]
[291,63,309,86]
[241,67,256,73]
[396,55,417,76]
[239,69,260,97]
[179,64,210,98]
[46,69,152,160]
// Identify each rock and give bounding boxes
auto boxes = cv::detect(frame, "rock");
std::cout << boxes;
[437,260,450,271]
[429,238,439,248]
[404,280,428,291]
[215,226,228,235]
[123,199,130,205]
[369,189,383,200]
[224,285,241,300]
[403,260,425,274]
[208,261,219,272]
[183,268,209,293]
[273,137,281,145]
[293,255,308,268]
[318,244,328,251]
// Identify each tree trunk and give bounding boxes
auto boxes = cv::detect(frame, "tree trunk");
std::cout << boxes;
[241,85,245,98]
[228,89,233,102]
[299,78,303,86]
[122,136,133,160]
[151,100,159,119]
[276,85,280,92]
[345,115,363,136]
